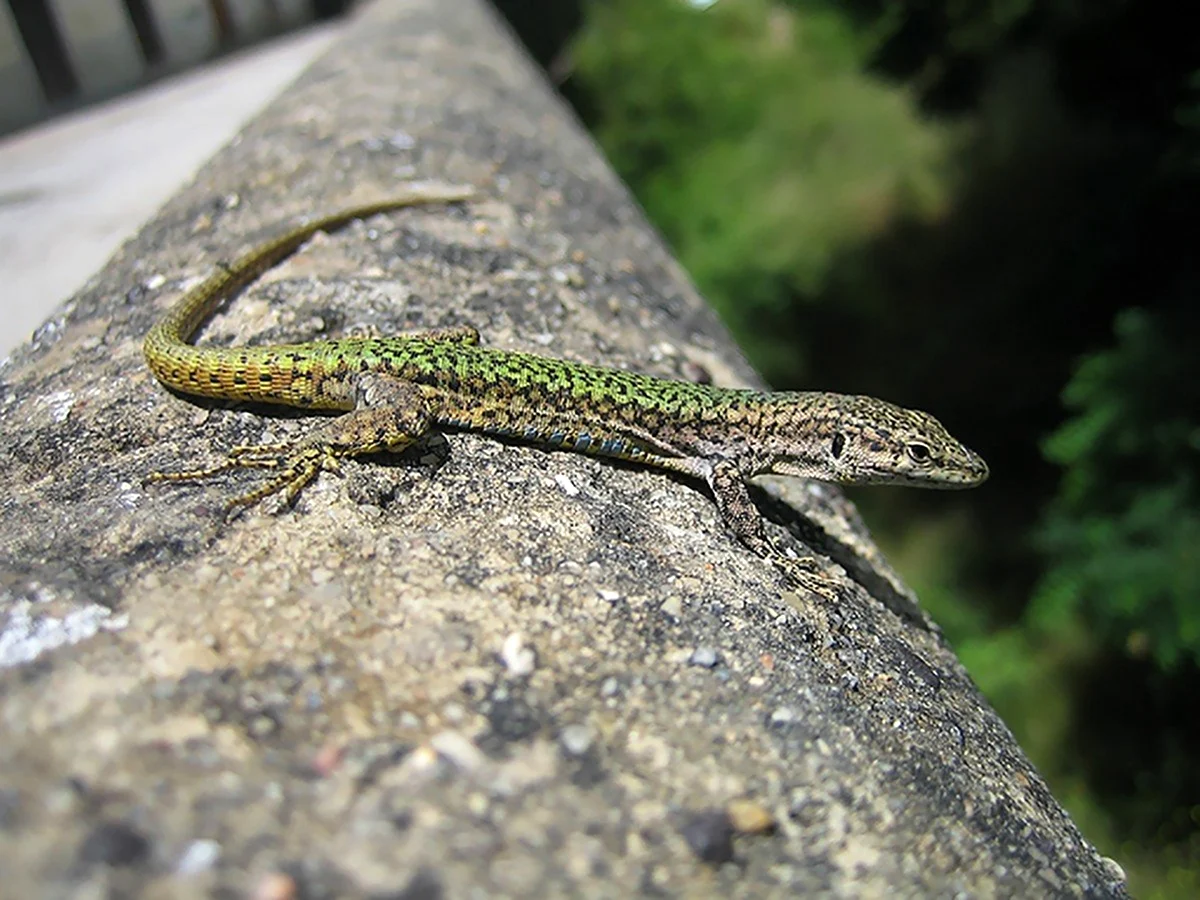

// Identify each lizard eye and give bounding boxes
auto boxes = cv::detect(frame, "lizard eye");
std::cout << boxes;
[905,442,932,464]
[830,432,846,460]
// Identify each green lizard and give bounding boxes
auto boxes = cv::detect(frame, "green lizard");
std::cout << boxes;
[143,188,988,597]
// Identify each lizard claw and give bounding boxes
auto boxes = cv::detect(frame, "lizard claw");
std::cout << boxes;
[775,555,844,602]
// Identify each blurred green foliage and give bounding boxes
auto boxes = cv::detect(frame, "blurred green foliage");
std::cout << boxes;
[500,0,1199,894]
[1034,307,1200,670]
[573,0,952,378]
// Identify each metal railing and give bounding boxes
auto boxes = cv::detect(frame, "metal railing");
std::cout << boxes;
[1,0,349,134]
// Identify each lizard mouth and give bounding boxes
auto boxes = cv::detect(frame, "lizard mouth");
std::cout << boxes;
[943,448,989,488]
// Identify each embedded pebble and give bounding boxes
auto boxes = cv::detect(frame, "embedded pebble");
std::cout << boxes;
[253,872,297,900]
[553,473,579,496]
[689,646,720,668]
[430,731,486,771]
[770,706,798,726]
[559,724,595,756]
[501,632,536,676]
[727,799,776,834]
[176,839,221,875]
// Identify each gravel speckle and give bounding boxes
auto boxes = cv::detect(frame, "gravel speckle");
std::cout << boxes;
[659,596,683,620]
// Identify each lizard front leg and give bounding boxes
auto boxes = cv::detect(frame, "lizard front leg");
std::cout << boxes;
[147,376,433,516]
[704,459,843,601]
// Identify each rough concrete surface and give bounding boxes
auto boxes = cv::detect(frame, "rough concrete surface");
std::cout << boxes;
[0,0,1128,897]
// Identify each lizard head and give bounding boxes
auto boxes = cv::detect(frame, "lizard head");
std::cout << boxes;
[765,394,989,488]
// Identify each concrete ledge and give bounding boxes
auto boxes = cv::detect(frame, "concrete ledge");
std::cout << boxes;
[0,0,1128,896]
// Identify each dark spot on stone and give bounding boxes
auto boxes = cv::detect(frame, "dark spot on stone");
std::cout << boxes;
[0,788,22,829]
[682,361,712,384]
[476,685,544,756]
[77,820,152,868]
[680,809,735,864]
[885,639,942,693]
[355,744,414,791]
[566,749,608,789]
[17,655,55,685]
[384,867,443,900]
[66,776,90,797]
[788,796,825,827]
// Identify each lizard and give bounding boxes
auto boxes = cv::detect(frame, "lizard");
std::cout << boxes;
[142,187,989,598]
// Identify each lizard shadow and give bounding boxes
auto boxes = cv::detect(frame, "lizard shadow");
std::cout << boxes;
[749,484,941,634]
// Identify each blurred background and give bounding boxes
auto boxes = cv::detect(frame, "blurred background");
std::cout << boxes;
[4,0,1197,895]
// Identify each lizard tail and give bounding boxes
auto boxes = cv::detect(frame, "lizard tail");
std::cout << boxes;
[142,188,475,397]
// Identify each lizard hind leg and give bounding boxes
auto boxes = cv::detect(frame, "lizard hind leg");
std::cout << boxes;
[221,379,435,516]
[148,376,434,517]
